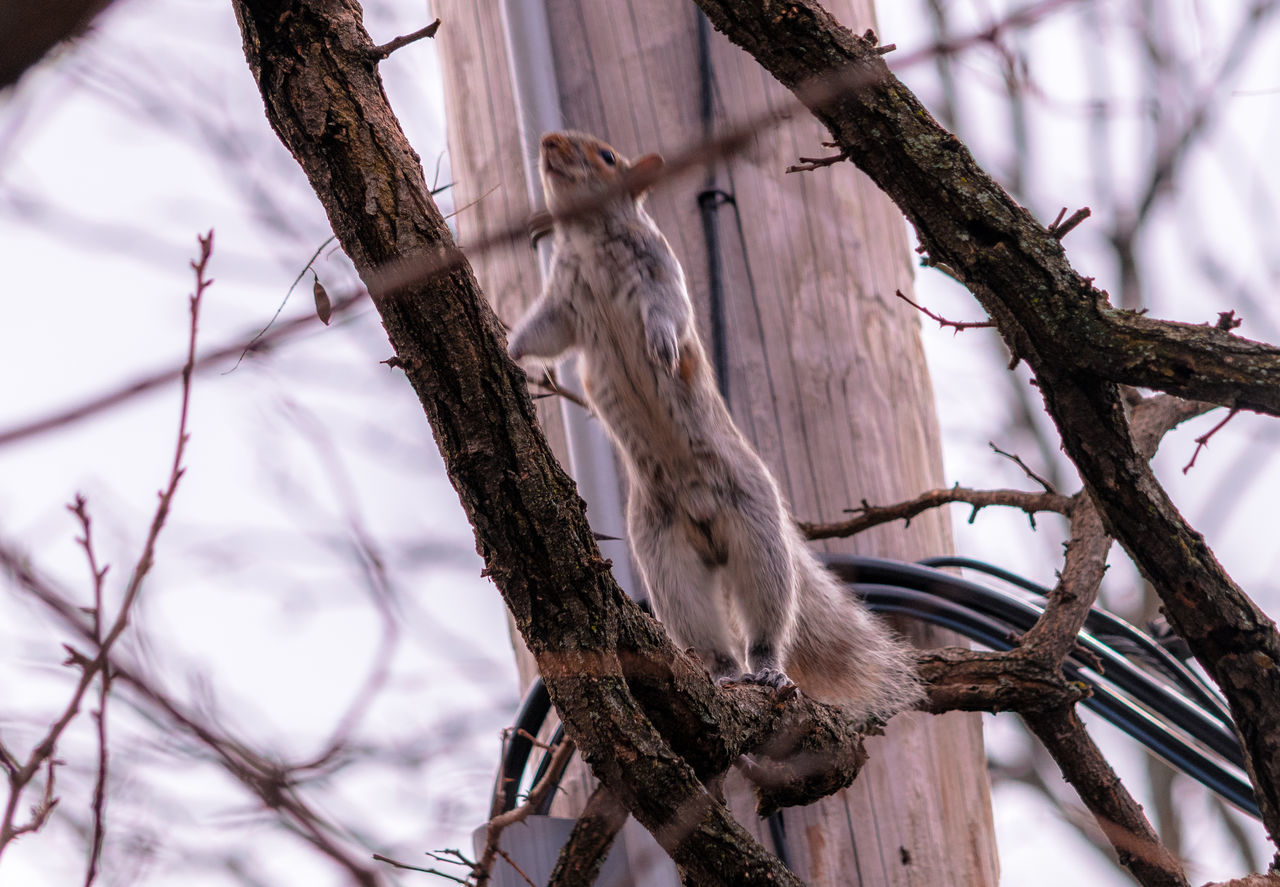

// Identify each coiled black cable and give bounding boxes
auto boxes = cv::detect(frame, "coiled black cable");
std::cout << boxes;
[491,555,1262,862]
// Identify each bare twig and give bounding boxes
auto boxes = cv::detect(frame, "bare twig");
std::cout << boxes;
[228,234,337,372]
[475,739,577,887]
[366,18,441,61]
[372,852,469,883]
[70,497,111,887]
[785,141,850,173]
[0,231,210,859]
[1048,206,1091,239]
[494,848,538,887]
[990,442,1057,493]
[1183,407,1240,473]
[512,728,556,751]
[896,290,995,332]
[799,484,1071,540]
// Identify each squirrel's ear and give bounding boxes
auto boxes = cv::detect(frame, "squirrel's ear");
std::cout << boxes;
[627,153,665,196]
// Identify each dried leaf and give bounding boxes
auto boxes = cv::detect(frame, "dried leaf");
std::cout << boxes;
[313,274,332,325]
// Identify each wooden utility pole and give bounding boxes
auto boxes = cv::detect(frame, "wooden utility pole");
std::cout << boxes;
[437,1,999,882]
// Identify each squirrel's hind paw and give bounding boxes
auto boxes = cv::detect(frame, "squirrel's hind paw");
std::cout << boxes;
[721,667,799,699]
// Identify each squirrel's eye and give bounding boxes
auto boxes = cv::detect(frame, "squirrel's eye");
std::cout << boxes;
[599,149,617,166]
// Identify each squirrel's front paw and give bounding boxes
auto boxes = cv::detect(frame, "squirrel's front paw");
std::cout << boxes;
[506,326,524,360]
[646,326,680,375]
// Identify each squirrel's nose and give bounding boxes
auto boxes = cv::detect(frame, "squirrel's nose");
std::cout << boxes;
[540,132,566,152]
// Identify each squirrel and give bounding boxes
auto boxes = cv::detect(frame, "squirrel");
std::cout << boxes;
[508,130,922,723]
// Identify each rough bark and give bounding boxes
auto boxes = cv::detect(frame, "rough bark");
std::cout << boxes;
[436,1,997,882]
[546,786,628,887]
[229,2,867,882]
[691,0,1280,852]
[690,0,1280,417]
[1025,706,1189,887]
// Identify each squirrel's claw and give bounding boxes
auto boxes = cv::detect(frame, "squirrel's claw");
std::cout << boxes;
[646,326,681,375]
[719,668,800,701]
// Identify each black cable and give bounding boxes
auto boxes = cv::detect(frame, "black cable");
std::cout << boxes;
[858,583,1259,816]
[697,188,732,400]
[919,555,1051,595]
[492,558,1263,832]
[531,722,567,815]
[695,10,731,403]
[829,557,1243,766]
[921,555,1232,725]
[495,680,553,813]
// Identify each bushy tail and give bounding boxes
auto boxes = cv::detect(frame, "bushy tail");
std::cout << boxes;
[786,543,923,724]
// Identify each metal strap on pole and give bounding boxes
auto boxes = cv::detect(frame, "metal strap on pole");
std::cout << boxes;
[497,0,639,600]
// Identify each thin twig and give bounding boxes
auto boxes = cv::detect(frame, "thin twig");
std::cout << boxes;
[475,739,576,886]
[70,497,111,887]
[0,231,210,860]
[799,484,1072,540]
[366,18,441,61]
[1183,407,1239,473]
[513,728,556,751]
[1049,206,1091,239]
[228,234,337,372]
[785,143,850,173]
[896,290,995,332]
[495,848,538,887]
[990,441,1057,493]
[371,853,469,883]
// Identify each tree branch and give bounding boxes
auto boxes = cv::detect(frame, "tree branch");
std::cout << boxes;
[365,18,440,61]
[0,232,208,859]
[476,739,577,886]
[547,785,629,887]
[227,3,859,883]
[691,0,1280,851]
[691,0,1280,418]
[799,485,1071,540]
[1024,706,1189,887]
[1016,495,1111,665]
[915,648,1088,715]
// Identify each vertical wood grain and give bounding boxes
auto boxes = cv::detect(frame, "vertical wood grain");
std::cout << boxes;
[436,1,999,882]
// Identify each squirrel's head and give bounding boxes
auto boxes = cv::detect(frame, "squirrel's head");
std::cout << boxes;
[539,131,664,218]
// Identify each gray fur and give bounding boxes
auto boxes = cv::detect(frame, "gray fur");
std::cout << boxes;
[508,131,922,722]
